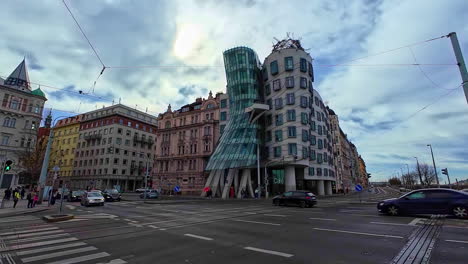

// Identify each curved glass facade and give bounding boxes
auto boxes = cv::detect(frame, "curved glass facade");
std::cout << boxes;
[206,47,261,170]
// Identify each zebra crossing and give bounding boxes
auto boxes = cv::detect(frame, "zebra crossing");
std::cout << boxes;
[0,220,126,264]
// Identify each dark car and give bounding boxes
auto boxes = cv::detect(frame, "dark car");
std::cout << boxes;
[377,188,468,218]
[67,190,85,202]
[102,189,121,202]
[272,191,317,208]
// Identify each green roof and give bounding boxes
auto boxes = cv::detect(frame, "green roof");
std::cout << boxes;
[31,88,46,98]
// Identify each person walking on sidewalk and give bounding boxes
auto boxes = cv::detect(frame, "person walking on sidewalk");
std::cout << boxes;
[27,192,33,208]
[32,192,39,208]
[4,188,11,200]
[13,190,20,208]
[20,187,25,200]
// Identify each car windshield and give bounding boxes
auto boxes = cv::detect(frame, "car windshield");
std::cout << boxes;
[306,192,314,196]
[87,192,102,197]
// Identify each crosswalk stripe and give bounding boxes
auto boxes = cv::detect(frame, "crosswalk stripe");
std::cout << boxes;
[16,242,87,256]
[3,230,64,239]
[21,246,97,263]
[0,227,58,236]
[45,252,110,264]
[8,233,69,243]
[5,237,78,251]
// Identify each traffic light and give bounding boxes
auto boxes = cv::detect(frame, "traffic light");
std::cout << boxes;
[4,160,12,171]
[441,168,448,175]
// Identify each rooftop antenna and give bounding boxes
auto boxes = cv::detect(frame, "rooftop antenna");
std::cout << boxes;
[112,99,115,106]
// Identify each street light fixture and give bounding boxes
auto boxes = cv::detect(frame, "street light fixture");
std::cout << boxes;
[427,144,440,188]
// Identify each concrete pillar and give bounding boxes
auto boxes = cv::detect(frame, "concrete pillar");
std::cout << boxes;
[317,180,325,196]
[132,180,136,191]
[285,166,296,192]
[125,180,128,192]
[325,181,332,195]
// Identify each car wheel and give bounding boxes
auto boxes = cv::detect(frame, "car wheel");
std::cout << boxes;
[274,200,280,206]
[299,201,306,208]
[452,206,468,219]
[387,205,399,216]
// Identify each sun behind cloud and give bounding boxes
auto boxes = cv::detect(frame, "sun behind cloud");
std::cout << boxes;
[173,23,203,60]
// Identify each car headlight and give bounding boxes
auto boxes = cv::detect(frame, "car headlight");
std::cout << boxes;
[378,202,384,206]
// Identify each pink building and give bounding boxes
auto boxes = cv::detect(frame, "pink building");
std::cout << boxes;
[153,92,222,195]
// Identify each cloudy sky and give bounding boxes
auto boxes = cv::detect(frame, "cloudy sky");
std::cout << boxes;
[1,0,467,182]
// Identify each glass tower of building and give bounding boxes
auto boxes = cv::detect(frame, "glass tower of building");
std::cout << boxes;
[205,47,262,170]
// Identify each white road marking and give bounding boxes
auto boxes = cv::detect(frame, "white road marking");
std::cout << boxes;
[148,225,158,229]
[66,205,76,210]
[16,242,87,256]
[159,228,167,231]
[244,212,257,215]
[7,233,69,243]
[21,246,97,263]
[233,219,281,226]
[309,217,337,221]
[370,222,412,226]
[123,219,138,223]
[3,230,64,239]
[128,223,143,228]
[340,209,363,213]
[161,209,181,213]
[6,237,78,250]
[313,228,403,239]
[446,239,468,244]
[244,247,293,258]
[184,234,214,241]
[408,218,423,226]
[264,214,288,217]
[76,209,83,212]
[0,227,58,236]
[46,252,110,264]
[56,219,89,223]
[97,259,128,264]
[86,211,93,213]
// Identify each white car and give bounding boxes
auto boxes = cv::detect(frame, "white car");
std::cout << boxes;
[81,191,105,206]
[136,188,151,193]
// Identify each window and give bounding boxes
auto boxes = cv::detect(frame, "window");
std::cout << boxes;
[288,143,297,155]
[300,58,307,72]
[302,129,308,142]
[300,96,308,108]
[427,191,459,199]
[275,114,283,126]
[272,79,281,91]
[311,121,316,131]
[220,99,227,108]
[274,146,281,157]
[318,125,322,135]
[126,130,131,136]
[310,149,316,160]
[318,139,323,149]
[287,126,296,138]
[405,191,426,200]
[1,135,10,146]
[324,152,328,162]
[266,115,273,126]
[308,62,314,79]
[310,135,316,145]
[266,131,272,142]
[265,84,271,96]
[317,153,323,164]
[267,99,272,109]
[317,168,322,176]
[109,128,114,134]
[286,93,295,105]
[301,112,308,125]
[285,57,294,71]
[116,138,122,145]
[128,121,132,127]
[262,67,268,81]
[315,96,320,106]
[309,167,315,176]
[309,81,314,92]
[220,112,227,121]
[300,77,307,88]
[302,147,309,159]
[125,139,130,146]
[285,76,294,88]
[274,130,283,142]
[270,61,279,75]
[286,109,296,121]
[3,117,10,127]
[220,124,226,134]
[274,98,283,109]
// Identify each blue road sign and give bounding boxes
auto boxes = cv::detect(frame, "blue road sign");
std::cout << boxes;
[355,184,363,192]
[174,186,180,192]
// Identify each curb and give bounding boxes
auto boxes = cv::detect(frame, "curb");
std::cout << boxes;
[0,208,50,218]
[43,214,74,223]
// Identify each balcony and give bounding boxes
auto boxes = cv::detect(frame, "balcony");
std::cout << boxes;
[84,134,102,140]
[134,136,154,145]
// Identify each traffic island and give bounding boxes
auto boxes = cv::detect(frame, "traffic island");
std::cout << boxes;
[43,214,74,223]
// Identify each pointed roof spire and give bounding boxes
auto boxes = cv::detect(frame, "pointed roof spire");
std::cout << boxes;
[4,58,31,91]
[44,109,53,128]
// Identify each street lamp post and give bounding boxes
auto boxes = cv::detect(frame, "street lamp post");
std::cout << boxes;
[427,144,440,188]
[405,164,411,188]
[414,157,424,186]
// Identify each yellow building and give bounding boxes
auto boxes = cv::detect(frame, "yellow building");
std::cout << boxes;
[49,115,83,182]
[357,156,368,187]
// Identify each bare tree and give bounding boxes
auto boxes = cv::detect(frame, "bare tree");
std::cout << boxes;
[418,163,437,186]
[388,177,401,186]
[402,172,418,188]
[16,143,46,185]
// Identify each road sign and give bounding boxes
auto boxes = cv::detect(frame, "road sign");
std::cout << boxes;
[53,166,60,172]
[355,184,363,192]
[174,186,180,192]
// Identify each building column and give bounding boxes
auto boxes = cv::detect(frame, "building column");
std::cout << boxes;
[125,180,128,192]
[317,180,325,196]
[132,180,136,191]
[285,166,296,192]
[325,181,332,195]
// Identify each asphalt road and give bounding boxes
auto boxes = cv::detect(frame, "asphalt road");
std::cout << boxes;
[0,187,467,264]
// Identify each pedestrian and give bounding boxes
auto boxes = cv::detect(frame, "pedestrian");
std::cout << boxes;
[20,187,25,200]
[4,188,11,200]
[33,192,38,208]
[207,189,213,199]
[27,192,33,208]
[229,186,235,198]
[241,188,245,199]
[13,190,20,208]
[254,188,259,199]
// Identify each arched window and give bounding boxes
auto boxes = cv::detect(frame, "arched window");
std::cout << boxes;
[28,104,33,112]
[34,104,40,113]
[10,118,16,128]
[165,121,171,128]
[206,103,214,109]
[3,117,10,127]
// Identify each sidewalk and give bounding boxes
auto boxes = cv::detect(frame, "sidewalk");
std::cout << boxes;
[0,198,52,217]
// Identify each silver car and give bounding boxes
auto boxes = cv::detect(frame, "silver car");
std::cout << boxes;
[81,191,105,206]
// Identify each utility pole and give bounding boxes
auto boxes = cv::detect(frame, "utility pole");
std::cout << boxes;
[257,139,261,199]
[427,144,440,188]
[37,129,54,204]
[414,157,423,186]
[405,164,411,188]
[448,32,468,104]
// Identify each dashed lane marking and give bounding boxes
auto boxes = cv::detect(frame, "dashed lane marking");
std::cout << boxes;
[370,222,414,226]
[184,234,214,241]
[233,219,281,226]
[244,247,293,258]
[263,214,288,217]
[313,228,404,239]
[309,218,337,221]
[148,225,158,229]
[446,239,468,244]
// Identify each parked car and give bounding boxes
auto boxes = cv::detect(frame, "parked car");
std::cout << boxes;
[102,189,121,202]
[80,191,105,206]
[272,191,317,208]
[140,190,158,199]
[377,188,468,218]
[67,190,85,202]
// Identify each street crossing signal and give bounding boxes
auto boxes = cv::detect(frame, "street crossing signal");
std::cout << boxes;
[441,168,448,175]
[4,160,12,171]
